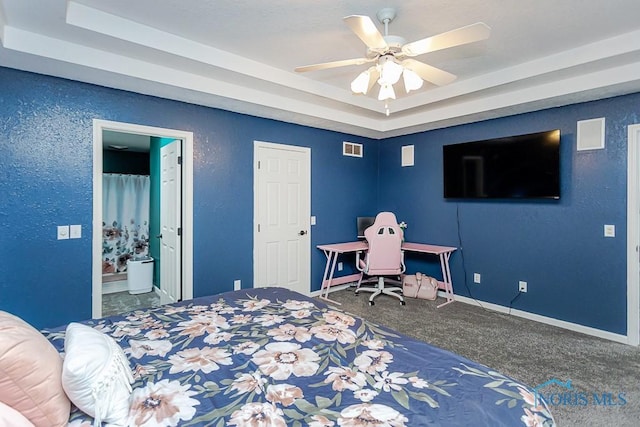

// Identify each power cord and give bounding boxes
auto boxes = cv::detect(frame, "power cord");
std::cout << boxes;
[456,203,519,318]
[455,203,487,311]
[508,290,523,316]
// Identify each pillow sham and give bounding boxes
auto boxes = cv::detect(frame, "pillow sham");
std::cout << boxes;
[62,323,134,427]
[0,311,70,427]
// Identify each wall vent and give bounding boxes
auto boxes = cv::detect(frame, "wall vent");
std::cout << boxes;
[577,118,605,151]
[343,141,363,157]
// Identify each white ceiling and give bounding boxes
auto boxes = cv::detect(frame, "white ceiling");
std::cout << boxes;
[1,0,640,139]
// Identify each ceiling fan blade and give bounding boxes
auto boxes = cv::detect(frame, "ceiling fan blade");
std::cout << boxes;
[402,59,457,86]
[295,57,371,73]
[343,15,388,50]
[402,22,491,57]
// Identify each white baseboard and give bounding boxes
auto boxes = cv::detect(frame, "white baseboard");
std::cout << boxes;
[310,283,354,298]
[311,286,629,344]
[102,280,128,295]
[450,293,630,345]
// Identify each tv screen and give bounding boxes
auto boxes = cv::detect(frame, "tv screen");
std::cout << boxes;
[443,130,560,199]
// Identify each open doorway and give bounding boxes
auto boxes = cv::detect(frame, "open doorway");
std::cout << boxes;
[92,119,194,319]
[102,132,154,315]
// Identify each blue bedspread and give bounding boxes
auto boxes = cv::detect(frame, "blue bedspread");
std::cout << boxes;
[44,287,555,426]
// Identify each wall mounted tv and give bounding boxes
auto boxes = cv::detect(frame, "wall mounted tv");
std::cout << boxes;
[443,129,560,199]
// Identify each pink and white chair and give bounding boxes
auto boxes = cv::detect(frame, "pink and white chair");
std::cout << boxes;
[355,212,406,305]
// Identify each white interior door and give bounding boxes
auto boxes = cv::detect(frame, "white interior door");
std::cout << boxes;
[254,141,311,295]
[160,139,182,304]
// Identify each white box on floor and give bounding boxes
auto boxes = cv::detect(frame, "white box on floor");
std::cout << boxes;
[127,257,154,294]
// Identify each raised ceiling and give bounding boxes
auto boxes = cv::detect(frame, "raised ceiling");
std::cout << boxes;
[1,0,640,139]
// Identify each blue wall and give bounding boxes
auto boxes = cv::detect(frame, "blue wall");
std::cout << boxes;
[0,67,378,328]
[378,94,640,335]
[0,66,637,335]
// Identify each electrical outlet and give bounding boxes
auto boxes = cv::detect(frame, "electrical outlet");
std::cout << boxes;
[473,273,481,284]
[234,280,241,291]
[519,281,528,293]
[338,262,343,271]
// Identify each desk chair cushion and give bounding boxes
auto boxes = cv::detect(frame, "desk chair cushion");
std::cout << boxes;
[361,212,404,275]
[356,212,405,305]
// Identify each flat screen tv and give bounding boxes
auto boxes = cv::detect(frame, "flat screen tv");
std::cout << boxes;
[357,216,375,238]
[443,129,560,199]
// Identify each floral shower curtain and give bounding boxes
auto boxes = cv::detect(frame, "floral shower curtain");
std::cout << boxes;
[102,173,150,274]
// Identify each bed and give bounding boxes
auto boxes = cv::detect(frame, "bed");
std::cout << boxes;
[6,287,555,426]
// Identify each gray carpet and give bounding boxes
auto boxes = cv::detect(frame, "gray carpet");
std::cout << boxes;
[102,290,160,317]
[322,289,640,427]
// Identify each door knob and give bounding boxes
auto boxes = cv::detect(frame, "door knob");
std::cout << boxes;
[299,230,308,236]
[156,234,163,239]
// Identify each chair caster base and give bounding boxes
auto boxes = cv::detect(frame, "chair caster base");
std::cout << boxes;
[401,301,406,305]
[369,301,375,306]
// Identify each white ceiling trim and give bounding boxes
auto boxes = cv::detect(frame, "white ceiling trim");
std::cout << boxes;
[61,1,640,136]
[0,3,5,43]
[6,18,640,139]
[65,1,383,114]
[2,1,640,139]
[2,25,388,134]
[393,28,640,112]
[384,61,640,136]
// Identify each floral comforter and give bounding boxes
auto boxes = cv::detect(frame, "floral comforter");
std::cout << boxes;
[44,287,554,426]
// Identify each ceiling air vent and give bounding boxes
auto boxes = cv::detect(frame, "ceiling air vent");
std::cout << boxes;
[343,141,363,158]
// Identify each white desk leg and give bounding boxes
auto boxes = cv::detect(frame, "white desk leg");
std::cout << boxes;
[437,252,455,308]
[319,250,341,305]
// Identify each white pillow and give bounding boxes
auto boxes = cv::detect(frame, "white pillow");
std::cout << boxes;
[62,323,134,427]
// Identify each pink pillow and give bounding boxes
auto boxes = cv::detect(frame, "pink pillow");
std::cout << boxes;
[0,401,35,427]
[0,311,70,427]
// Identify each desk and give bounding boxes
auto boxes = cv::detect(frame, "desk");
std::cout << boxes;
[317,241,457,307]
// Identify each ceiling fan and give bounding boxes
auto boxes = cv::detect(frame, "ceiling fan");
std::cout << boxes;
[295,8,490,109]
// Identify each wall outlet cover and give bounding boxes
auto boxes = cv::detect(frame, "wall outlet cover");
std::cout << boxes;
[473,273,481,283]
[604,224,615,237]
[70,224,82,239]
[57,225,70,240]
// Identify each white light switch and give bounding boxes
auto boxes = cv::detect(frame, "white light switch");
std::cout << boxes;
[57,225,69,240]
[604,224,615,237]
[310,216,316,225]
[70,224,82,239]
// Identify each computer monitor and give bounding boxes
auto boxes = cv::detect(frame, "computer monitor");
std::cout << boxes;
[357,216,375,238]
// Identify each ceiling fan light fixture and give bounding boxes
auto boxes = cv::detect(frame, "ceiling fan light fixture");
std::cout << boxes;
[402,68,423,93]
[295,10,490,115]
[351,70,371,94]
[378,82,396,101]
[378,56,403,85]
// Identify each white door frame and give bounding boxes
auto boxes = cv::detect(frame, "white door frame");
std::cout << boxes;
[626,123,640,346]
[253,141,311,294]
[92,119,194,318]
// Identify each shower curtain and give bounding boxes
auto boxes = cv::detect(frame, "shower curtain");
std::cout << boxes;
[102,173,150,275]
